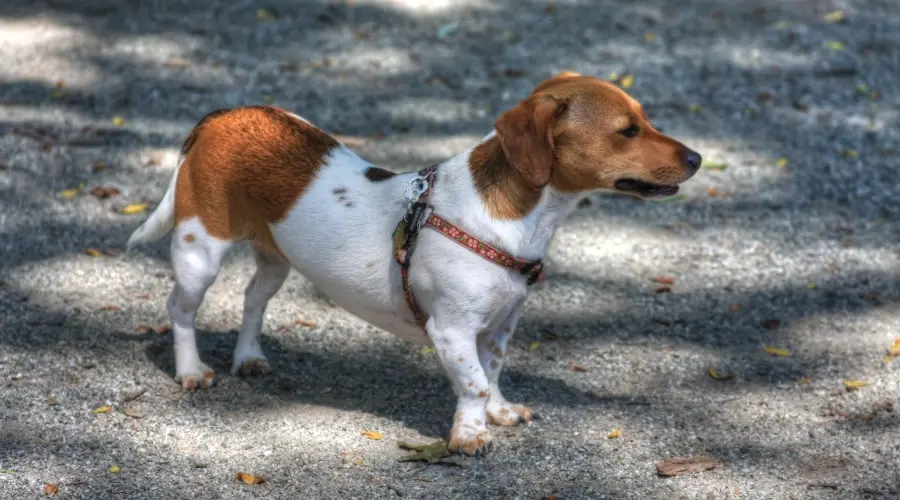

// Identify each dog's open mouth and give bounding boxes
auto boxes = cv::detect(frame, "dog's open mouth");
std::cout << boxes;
[614,179,679,198]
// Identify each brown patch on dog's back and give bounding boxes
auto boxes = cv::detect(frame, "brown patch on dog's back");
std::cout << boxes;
[469,136,543,219]
[174,106,339,255]
[364,166,396,182]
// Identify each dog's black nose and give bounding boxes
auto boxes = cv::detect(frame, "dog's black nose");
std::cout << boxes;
[684,149,702,170]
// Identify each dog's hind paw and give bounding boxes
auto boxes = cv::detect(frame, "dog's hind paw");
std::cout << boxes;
[487,402,537,426]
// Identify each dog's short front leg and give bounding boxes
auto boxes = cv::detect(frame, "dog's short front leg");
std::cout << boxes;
[478,309,538,426]
[426,319,493,456]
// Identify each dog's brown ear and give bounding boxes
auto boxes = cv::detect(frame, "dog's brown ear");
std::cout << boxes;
[494,96,566,189]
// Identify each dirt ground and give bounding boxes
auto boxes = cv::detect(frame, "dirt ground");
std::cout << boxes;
[1,0,899,499]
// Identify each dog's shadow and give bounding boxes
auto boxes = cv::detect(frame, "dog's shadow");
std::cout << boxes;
[143,328,616,438]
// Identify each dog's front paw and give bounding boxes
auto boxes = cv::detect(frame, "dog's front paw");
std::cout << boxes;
[175,362,215,391]
[487,401,538,426]
[449,418,493,457]
[231,357,272,377]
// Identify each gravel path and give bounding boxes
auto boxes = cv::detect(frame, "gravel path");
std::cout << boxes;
[1,1,899,499]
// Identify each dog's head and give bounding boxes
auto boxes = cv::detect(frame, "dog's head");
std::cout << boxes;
[494,71,701,198]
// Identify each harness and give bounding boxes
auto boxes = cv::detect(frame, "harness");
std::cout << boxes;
[391,166,546,328]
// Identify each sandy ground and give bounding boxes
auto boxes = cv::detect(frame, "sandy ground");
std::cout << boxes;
[1,0,899,498]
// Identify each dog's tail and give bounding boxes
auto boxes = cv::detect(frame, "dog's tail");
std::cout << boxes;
[125,159,182,252]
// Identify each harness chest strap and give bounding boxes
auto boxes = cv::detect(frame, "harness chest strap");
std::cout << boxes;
[393,167,545,328]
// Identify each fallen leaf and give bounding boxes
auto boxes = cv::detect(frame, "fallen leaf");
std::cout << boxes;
[93,405,112,414]
[51,88,67,99]
[607,429,621,439]
[544,1,555,14]
[762,318,781,330]
[103,304,120,311]
[708,366,736,381]
[887,338,900,356]
[823,40,845,51]
[108,465,120,473]
[361,430,383,440]
[644,32,656,43]
[111,116,125,127]
[420,346,435,355]
[806,282,817,289]
[655,286,672,294]
[43,483,58,495]
[771,20,789,30]
[436,22,460,40]
[236,472,266,485]
[151,324,170,335]
[256,8,275,21]
[707,187,733,198]
[655,194,688,202]
[656,456,723,476]
[262,95,275,105]
[701,160,728,171]
[90,186,121,199]
[843,380,869,391]
[91,161,106,172]
[121,408,143,419]
[529,341,541,351]
[618,74,635,89]
[688,104,703,112]
[763,346,792,357]
[776,157,789,168]
[120,203,148,215]
[135,326,150,334]
[46,396,60,406]
[58,188,79,199]
[568,360,588,372]
[823,10,846,23]
[839,149,859,158]
[729,303,743,312]
[397,440,458,464]
[83,248,104,257]
[797,376,813,385]
[652,276,675,285]
[295,318,317,328]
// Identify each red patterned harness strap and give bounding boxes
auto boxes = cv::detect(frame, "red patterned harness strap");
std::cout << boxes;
[395,167,545,329]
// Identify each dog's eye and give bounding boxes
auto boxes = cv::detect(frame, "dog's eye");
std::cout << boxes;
[618,124,640,138]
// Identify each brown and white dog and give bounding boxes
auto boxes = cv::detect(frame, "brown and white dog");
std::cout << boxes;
[126,71,701,456]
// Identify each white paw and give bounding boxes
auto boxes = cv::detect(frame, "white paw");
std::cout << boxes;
[175,361,215,390]
[231,346,272,376]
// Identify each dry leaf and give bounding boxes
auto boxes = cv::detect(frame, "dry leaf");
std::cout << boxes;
[108,465,120,473]
[256,7,275,20]
[708,366,736,381]
[236,472,266,485]
[656,456,723,476]
[763,346,792,357]
[701,160,728,171]
[655,286,672,294]
[797,376,813,385]
[120,203,148,215]
[607,429,621,439]
[46,396,60,406]
[121,408,143,419]
[135,326,150,334]
[644,32,656,43]
[91,161,106,172]
[151,324,171,335]
[652,276,675,285]
[295,319,317,328]
[568,360,588,372]
[83,248,104,257]
[776,157,789,168]
[92,405,112,414]
[771,20,789,30]
[103,304,120,311]
[839,149,859,158]
[887,338,900,356]
[823,10,846,23]
[843,380,869,391]
[729,303,743,312]
[529,341,541,351]
[58,188,79,199]
[618,74,635,89]
[111,116,125,127]
[544,1,555,14]
[707,187,733,198]
[823,40,845,51]
[361,430,383,440]
[420,346,435,355]
[43,483,58,496]
[90,186,121,199]
[397,440,459,465]
[688,104,703,112]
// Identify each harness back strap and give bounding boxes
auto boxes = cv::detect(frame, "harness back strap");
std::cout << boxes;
[392,167,545,328]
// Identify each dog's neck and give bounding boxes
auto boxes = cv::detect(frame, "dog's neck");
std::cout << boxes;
[428,132,581,261]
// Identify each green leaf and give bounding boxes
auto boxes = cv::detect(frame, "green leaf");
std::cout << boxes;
[701,160,728,171]
[397,439,466,466]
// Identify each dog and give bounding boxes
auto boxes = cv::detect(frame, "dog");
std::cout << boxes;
[126,71,701,456]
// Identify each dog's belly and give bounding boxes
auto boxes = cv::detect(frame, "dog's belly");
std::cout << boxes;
[269,148,429,344]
